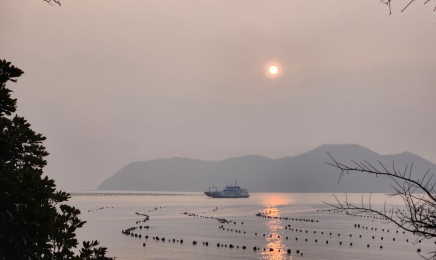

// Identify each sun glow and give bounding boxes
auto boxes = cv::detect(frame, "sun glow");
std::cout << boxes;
[268,65,279,75]
[260,207,286,260]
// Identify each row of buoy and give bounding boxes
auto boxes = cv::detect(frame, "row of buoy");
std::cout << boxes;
[323,209,393,221]
[145,207,164,213]
[283,224,416,244]
[122,206,427,259]
[255,213,319,222]
[215,243,303,256]
[126,230,307,257]
[209,218,419,245]
[187,212,425,249]
[87,206,117,212]
[354,224,407,234]
[258,210,319,222]
[283,229,416,244]
[220,226,246,233]
[181,212,240,225]
[122,209,307,256]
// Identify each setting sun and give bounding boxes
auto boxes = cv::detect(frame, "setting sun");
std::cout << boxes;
[269,65,279,75]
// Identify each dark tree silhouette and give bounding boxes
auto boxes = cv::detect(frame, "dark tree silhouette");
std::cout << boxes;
[325,153,436,260]
[0,59,112,260]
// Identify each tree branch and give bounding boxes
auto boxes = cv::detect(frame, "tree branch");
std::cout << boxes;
[325,153,436,259]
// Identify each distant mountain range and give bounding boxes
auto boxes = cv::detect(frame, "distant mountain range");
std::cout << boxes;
[97,144,436,192]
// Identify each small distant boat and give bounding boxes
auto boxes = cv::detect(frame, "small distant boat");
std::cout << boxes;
[204,181,249,198]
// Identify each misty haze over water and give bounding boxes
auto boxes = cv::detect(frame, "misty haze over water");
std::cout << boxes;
[3,1,436,259]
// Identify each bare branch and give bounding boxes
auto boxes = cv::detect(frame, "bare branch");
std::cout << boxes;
[43,0,61,6]
[325,154,436,260]
[402,0,416,12]
[380,0,435,15]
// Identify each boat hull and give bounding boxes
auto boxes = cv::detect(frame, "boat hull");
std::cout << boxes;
[204,192,249,198]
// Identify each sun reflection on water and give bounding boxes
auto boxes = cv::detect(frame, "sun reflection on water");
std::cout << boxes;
[262,195,292,207]
[260,195,292,260]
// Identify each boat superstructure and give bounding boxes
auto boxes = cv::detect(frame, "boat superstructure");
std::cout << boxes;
[204,181,249,198]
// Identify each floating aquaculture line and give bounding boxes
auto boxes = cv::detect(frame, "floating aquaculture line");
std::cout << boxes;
[70,192,204,196]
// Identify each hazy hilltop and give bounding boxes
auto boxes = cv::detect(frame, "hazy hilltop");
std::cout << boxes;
[97,144,436,192]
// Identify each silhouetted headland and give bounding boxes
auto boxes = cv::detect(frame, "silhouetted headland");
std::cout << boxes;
[97,144,436,193]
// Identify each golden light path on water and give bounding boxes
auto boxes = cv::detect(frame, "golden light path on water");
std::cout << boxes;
[261,195,293,260]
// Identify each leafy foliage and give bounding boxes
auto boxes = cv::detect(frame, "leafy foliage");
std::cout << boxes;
[0,59,112,259]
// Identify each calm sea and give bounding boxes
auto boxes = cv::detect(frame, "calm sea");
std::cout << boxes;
[68,192,433,260]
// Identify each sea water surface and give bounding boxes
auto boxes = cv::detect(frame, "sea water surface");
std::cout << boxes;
[68,192,434,260]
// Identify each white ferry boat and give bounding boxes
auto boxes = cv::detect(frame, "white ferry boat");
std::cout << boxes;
[204,181,249,198]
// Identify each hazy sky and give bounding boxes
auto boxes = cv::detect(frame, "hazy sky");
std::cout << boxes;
[1,0,435,191]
